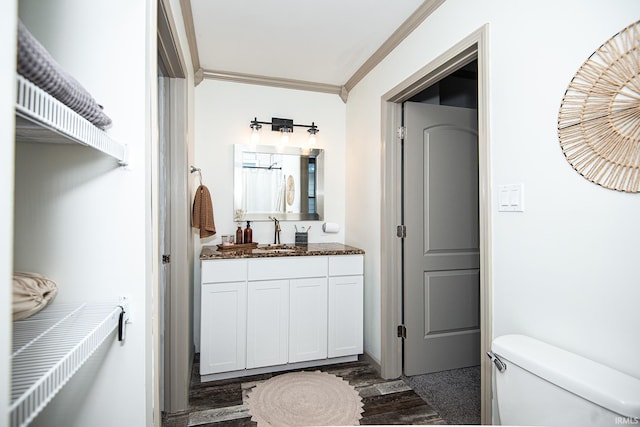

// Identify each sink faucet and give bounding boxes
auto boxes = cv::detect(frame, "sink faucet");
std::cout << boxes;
[269,216,281,244]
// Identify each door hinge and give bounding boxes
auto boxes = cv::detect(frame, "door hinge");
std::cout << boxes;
[396,126,406,139]
[396,225,406,238]
[162,254,171,264]
[397,324,407,339]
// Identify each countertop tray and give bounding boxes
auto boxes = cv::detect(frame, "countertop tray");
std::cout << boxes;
[216,242,258,252]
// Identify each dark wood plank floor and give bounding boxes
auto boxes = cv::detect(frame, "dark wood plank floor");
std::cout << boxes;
[163,358,446,426]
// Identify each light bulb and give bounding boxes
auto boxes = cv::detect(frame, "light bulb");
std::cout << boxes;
[280,128,291,144]
[249,118,262,144]
[307,123,319,145]
[251,129,260,144]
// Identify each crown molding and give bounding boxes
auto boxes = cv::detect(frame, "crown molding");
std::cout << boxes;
[343,0,446,93]
[184,0,445,98]
[202,69,344,97]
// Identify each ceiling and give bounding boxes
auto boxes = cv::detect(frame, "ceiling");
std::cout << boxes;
[188,0,431,91]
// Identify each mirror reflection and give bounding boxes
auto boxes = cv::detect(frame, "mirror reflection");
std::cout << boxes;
[234,144,324,221]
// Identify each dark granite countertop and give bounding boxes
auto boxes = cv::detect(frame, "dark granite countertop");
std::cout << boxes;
[200,242,365,260]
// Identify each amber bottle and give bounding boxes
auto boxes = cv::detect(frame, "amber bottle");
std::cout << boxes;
[235,225,243,244]
[243,221,252,243]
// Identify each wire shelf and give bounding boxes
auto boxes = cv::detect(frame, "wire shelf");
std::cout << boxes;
[14,74,128,166]
[11,301,128,427]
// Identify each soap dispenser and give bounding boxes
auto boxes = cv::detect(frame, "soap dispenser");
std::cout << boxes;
[243,221,253,243]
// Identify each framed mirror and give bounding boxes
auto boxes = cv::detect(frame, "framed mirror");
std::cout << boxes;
[234,144,324,221]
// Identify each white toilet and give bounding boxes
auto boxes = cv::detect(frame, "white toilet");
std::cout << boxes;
[489,334,640,426]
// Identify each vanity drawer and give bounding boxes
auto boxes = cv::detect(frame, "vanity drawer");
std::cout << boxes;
[329,255,363,276]
[202,259,247,283]
[248,256,328,281]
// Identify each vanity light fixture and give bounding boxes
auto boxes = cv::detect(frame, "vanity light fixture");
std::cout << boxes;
[249,117,319,144]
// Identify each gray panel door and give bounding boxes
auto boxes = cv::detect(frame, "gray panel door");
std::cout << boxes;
[403,101,480,376]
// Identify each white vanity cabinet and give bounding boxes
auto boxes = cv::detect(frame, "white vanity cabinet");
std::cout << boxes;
[199,252,363,380]
[289,277,328,363]
[200,259,247,375]
[328,255,364,357]
[248,257,328,366]
[246,279,289,369]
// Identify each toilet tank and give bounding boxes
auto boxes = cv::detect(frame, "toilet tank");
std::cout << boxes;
[491,335,640,427]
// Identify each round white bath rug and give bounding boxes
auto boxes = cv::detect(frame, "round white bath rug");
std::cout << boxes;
[247,370,364,426]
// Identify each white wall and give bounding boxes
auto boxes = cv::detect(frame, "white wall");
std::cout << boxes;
[0,2,17,427]
[193,80,346,350]
[346,0,640,376]
[13,0,154,426]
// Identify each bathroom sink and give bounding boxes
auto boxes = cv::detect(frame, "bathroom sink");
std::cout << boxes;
[257,244,299,253]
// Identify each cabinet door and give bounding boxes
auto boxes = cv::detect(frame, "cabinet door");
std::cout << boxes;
[289,277,328,363]
[328,276,363,357]
[246,280,289,369]
[200,282,247,375]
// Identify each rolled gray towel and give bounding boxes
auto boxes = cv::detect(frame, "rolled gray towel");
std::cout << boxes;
[17,20,113,129]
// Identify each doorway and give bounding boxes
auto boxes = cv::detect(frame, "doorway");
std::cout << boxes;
[402,63,480,375]
[158,70,171,413]
[380,25,492,424]
[157,0,193,414]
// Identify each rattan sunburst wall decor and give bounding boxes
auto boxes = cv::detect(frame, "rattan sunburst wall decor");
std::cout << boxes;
[558,20,640,193]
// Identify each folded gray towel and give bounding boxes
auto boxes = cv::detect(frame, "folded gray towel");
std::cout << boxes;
[17,20,113,129]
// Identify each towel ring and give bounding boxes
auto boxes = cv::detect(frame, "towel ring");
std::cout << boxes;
[190,165,203,185]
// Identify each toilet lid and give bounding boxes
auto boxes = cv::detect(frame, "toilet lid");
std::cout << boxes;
[492,335,640,418]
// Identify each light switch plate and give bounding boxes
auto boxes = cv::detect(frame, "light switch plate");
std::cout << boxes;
[498,184,524,212]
